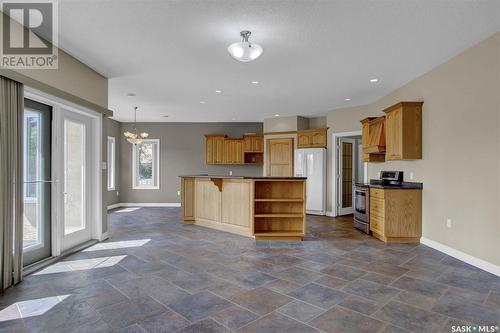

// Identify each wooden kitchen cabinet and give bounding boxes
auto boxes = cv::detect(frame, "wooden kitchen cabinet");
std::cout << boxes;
[361,118,385,162]
[369,188,422,243]
[223,139,244,164]
[205,135,226,164]
[243,135,264,152]
[383,102,423,160]
[297,128,327,148]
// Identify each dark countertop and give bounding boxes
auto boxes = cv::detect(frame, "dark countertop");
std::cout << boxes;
[356,181,423,189]
[180,174,307,180]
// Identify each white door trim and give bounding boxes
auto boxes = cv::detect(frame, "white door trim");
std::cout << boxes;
[24,87,103,256]
[337,137,356,215]
[331,130,366,217]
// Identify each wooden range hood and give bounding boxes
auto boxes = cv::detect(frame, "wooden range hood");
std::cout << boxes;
[362,116,386,154]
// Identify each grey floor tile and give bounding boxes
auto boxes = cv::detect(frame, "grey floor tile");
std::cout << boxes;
[271,267,320,285]
[362,262,409,277]
[431,293,500,325]
[211,305,259,330]
[320,264,368,281]
[263,278,301,294]
[237,312,319,333]
[98,296,166,329]
[277,300,325,322]
[288,283,348,309]
[342,279,400,303]
[168,291,232,321]
[436,271,492,294]
[309,306,385,333]
[374,300,448,333]
[136,309,190,332]
[174,318,231,333]
[313,275,349,289]
[112,324,146,333]
[338,294,381,315]
[230,287,292,315]
[67,319,112,333]
[391,275,448,299]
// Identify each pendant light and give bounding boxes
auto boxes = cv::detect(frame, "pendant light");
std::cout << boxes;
[227,30,263,62]
[123,106,149,144]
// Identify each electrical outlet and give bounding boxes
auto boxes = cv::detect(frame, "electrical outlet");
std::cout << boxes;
[229,170,233,175]
[409,172,414,180]
[446,218,452,228]
[116,191,119,196]
[177,190,181,196]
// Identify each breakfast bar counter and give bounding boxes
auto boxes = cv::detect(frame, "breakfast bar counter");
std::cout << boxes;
[180,175,307,241]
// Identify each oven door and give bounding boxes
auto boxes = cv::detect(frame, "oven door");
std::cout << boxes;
[354,187,369,222]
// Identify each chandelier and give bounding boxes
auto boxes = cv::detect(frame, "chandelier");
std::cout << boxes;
[227,30,263,62]
[124,106,149,144]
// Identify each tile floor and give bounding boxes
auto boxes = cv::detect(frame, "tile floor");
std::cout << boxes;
[0,207,499,333]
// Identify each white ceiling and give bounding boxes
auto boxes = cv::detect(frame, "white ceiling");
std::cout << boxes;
[57,0,500,122]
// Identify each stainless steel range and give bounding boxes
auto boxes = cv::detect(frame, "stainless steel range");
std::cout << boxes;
[354,184,370,233]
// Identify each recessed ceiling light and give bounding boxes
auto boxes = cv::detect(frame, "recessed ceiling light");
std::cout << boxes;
[215,90,222,93]
[251,81,259,85]
[162,115,169,118]
[274,114,280,117]
[231,117,236,121]
[370,78,378,83]
[200,101,206,104]
[126,93,136,97]
[345,98,351,101]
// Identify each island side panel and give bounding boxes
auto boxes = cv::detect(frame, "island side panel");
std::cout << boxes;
[195,178,222,224]
[221,179,254,236]
[181,177,195,222]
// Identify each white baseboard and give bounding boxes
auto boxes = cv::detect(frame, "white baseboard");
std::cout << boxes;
[107,203,122,210]
[107,202,181,210]
[326,211,336,217]
[99,232,109,241]
[420,237,500,277]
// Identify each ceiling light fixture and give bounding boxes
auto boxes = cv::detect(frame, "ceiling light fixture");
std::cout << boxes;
[200,101,206,104]
[126,93,136,97]
[251,81,259,85]
[215,90,222,93]
[345,98,351,101]
[123,106,149,145]
[274,114,280,117]
[370,78,378,83]
[227,30,263,63]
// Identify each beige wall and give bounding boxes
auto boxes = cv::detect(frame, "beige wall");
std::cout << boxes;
[327,32,500,266]
[119,122,263,203]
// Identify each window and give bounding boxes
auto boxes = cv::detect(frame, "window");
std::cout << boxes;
[132,139,159,189]
[107,136,115,190]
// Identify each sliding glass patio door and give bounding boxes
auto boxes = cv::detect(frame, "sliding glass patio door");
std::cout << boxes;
[23,99,52,266]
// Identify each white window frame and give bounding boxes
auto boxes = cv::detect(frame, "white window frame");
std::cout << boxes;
[132,139,160,189]
[107,136,116,191]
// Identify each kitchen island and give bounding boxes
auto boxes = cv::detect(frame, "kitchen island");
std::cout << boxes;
[180,175,307,241]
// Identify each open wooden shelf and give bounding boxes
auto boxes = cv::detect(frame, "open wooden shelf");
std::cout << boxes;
[253,180,306,241]
[254,213,304,218]
[254,198,303,202]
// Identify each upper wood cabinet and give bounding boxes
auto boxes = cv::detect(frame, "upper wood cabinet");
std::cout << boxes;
[223,139,244,164]
[243,135,263,152]
[383,102,423,160]
[205,134,262,165]
[266,138,294,176]
[297,128,327,148]
[205,135,226,164]
[364,116,386,154]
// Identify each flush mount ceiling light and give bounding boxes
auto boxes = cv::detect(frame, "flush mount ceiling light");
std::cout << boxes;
[370,78,379,83]
[227,30,263,62]
[251,81,259,85]
[124,106,149,145]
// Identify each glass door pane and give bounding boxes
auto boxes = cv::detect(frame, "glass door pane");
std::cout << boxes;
[23,99,52,266]
[64,120,85,235]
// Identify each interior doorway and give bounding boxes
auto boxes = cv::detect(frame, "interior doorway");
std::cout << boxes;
[332,131,366,216]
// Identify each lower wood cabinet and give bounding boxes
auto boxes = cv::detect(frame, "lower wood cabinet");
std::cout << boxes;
[370,188,422,243]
